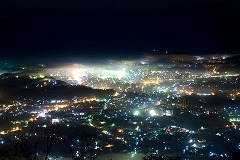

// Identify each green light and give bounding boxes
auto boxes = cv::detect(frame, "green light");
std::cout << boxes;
[111,123,115,127]
[133,110,140,116]
[200,126,205,130]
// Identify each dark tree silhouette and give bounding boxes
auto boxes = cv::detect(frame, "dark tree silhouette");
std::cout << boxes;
[0,125,101,160]
[44,125,58,160]
[62,125,100,160]
[0,132,39,160]
[143,154,182,160]
[0,139,19,160]
[224,129,240,160]
[0,125,58,160]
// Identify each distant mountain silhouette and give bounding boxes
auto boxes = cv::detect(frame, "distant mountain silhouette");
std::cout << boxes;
[225,55,240,64]
[217,55,240,72]
[0,74,115,103]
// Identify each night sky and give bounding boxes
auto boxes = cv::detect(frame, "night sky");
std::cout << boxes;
[0,0,240,60]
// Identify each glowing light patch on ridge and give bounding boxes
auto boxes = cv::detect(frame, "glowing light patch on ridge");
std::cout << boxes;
[149,109,157,116]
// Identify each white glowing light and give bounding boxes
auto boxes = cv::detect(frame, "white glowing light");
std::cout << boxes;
[72,68,86,84]
[117,69,126,79]
[39,112,46,117]
[192,143,197,148]
[149,109,157,116]
[133,110,140,116]
[52,118,60,123]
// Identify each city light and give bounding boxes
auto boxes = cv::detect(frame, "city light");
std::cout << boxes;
[149,109,157,116]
